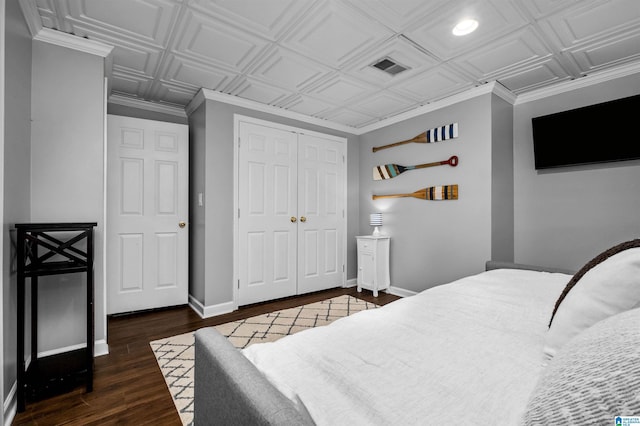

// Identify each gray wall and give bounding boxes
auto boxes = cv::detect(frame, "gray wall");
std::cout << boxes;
[189,98,359,308]
[358,94,508,292]
[30,41,106,352]
[491,95,514,262]
[3,0,32,403]
[514,72,640,271]
[188,103,206,303]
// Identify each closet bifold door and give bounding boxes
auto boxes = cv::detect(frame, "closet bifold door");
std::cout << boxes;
[237,119,346,306]
[296,133,345,295]
[238,122,298,306]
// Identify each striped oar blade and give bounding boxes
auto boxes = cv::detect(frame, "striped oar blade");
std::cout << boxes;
[373,164,409,180]
[425,184,458,200]
[373,156,459,180]
[426,122,458,143]
[372,184,458,201]
[372,123,459,152]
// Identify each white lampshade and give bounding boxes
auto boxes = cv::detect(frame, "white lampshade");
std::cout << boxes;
[370,213,382,236]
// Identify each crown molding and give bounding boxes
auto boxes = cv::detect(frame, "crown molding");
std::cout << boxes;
[20,1,114,83]
[188,83,517,136]
[18,0,41,37]
[34,28,113,57]
[190,88,359,135]
[20,0,113,57]
[356,82,513,134]
[515,59,640,105]
[109,94,187,118]
[185,89,206,117]
[491,81,518,105]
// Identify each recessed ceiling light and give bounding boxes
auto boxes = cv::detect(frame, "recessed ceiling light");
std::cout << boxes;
[452,19,478,36]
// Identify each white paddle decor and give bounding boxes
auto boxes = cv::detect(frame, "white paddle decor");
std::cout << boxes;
[372,184,458,201]
[372,123,458,152]
[373,156,458,180]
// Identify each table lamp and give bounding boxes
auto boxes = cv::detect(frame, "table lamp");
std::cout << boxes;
[370,213,382,236]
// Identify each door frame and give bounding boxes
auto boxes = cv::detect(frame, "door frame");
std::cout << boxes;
[233,115,348,309]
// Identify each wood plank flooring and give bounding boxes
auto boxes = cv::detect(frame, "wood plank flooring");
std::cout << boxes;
[12,287,400,425]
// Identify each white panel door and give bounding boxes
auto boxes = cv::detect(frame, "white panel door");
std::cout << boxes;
[297,133,345,294]
[237,119,346,306]
[238,122,298,306]
[107,115,188,314]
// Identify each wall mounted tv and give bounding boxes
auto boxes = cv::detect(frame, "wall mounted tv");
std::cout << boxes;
[532,93,640,170]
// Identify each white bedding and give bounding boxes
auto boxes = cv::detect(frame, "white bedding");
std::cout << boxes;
[242,269,570,425]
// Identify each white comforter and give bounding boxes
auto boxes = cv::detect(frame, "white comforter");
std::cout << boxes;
[242,269,570,425]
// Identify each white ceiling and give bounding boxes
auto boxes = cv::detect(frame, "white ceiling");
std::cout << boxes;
[23,0,640,129]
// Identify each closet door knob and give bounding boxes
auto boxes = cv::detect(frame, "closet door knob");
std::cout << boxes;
[290,217,297,223]
[178,221,186,228]
[300,216,307,222]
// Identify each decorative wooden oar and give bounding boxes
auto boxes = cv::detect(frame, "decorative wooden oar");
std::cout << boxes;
[372,122,458,152]
[372,184,458,201]
[373,156,458,180]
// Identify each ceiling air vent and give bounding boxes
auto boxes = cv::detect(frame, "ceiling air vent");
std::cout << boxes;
[372,57,409,76]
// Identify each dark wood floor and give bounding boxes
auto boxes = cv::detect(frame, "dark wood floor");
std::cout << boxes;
[13,287,399,425]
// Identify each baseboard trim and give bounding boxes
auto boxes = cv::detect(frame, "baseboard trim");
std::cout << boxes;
[189,295,235,319]
[3,381,16,426]
[388,286,418,298]
[38,343,85,358]
[36,339,110,359]
[343,281,415,297]
[95,339,109,357]
[343,278,357,288]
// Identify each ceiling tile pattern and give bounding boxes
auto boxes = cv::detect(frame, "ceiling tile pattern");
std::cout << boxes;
[31,0,640,128]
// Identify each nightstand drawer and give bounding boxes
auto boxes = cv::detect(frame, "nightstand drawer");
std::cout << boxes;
[357,239,374,255]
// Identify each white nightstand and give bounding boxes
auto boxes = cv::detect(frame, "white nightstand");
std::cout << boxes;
[356,236,390,297]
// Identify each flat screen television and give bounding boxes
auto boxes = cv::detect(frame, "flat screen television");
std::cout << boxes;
[531,93,640,169]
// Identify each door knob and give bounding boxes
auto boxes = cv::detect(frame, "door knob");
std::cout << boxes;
[179,221,186,228]
[290,217,297,223]
[300,216,307,222]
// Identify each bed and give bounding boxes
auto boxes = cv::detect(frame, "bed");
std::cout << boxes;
[194,241,640,425]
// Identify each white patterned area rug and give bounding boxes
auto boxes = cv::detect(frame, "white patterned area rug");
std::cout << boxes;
[150,295,378,425]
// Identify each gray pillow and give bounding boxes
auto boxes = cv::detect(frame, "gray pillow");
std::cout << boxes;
[523,307,640,425]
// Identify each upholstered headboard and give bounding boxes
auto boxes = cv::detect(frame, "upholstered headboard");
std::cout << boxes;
[194,327,315,425]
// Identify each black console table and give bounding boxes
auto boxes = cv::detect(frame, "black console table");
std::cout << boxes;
[15,222,96,412]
